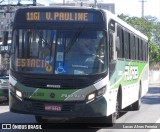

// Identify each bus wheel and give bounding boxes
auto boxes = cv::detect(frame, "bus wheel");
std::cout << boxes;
[35,116,48,123]
[132,83,142,110]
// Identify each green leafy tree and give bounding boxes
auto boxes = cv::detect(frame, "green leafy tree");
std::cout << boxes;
[118,14,160,64]
[149,41,160,64]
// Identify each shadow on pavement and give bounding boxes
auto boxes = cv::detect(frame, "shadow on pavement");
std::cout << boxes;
[141,87,160,105]
[147,87,160,94]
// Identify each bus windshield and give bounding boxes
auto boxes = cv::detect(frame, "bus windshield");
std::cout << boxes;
[11,29,107,75]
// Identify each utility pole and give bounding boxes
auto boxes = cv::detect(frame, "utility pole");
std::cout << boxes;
[94,0,97,8]
[139,0,147,18]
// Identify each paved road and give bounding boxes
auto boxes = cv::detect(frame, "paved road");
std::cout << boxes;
[0,84,160,132]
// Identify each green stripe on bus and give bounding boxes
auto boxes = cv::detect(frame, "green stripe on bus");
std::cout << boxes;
[110,60,148,89]
[15,83,96,101]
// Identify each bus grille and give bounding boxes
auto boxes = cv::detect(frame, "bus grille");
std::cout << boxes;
[11,71,90,89]
[10,70,105,89]
[19,77,89,89]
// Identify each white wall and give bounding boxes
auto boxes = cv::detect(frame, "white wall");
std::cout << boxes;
[149,69,160,84]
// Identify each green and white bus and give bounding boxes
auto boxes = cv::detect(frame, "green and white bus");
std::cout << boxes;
[9,6,149,124]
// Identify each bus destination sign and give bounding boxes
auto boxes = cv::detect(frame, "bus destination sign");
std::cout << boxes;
[26,11,94,22]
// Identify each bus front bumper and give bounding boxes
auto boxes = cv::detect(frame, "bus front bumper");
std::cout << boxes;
[9,92,107,118]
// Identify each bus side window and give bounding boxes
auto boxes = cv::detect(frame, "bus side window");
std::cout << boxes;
[135,37,139,60]
[109,31,117,79]
[117,26,123,58]
[109,31,114,62]
[124,31,130,59]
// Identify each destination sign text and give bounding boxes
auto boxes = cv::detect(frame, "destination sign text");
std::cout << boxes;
[26,12,93,22]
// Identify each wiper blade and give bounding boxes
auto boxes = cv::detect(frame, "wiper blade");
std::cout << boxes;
[32,26,50,47]
[65,26,85,53]
[32,26,53,58]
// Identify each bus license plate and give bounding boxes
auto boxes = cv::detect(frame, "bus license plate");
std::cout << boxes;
[45,104,62,112]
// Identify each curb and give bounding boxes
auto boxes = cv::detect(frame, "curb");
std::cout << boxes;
[149,82,160,85]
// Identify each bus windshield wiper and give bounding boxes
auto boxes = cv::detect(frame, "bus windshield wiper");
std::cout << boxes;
[65,26,85,53]
[32,26,50,47]
[32,26,53,58]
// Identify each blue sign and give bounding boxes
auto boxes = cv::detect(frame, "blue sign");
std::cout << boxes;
[55,62,68,74]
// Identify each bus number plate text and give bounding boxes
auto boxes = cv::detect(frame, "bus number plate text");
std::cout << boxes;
[45,104,62,112]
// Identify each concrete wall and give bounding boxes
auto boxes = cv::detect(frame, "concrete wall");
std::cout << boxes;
[149,69,160,84]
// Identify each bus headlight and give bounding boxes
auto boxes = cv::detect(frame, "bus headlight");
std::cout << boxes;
[16,90,22,98]
[87,86,106,103]
[87,93,96,101]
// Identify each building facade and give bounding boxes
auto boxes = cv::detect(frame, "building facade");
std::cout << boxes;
[0,5,17,41]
